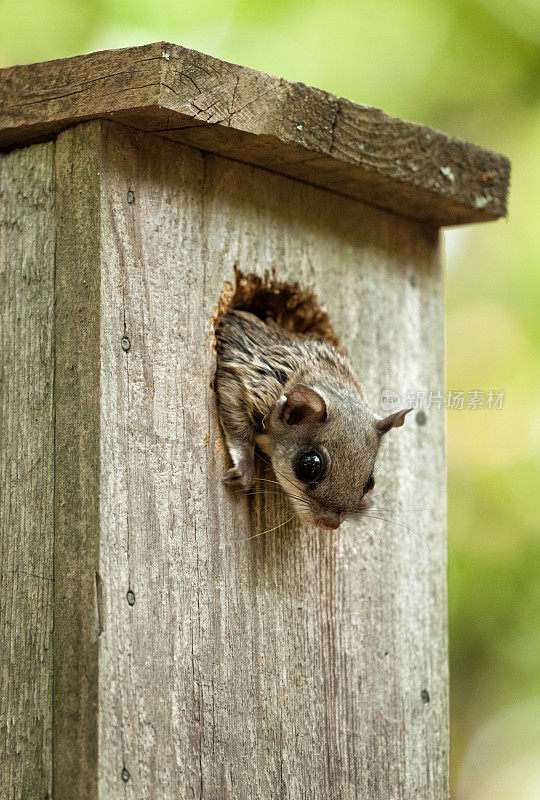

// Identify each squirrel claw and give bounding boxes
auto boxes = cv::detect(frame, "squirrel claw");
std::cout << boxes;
[224,465,255,491]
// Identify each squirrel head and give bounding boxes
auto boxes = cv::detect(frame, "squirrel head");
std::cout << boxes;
[266,383,411,530]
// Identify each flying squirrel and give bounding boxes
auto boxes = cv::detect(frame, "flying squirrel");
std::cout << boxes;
[215,309,411,530]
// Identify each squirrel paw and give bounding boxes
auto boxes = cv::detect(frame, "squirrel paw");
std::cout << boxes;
[224,464,255,491]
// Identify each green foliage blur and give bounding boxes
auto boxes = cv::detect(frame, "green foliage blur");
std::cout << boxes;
[1,1,538,796]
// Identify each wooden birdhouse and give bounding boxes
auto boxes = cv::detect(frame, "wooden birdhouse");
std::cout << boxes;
[0,43,510,800]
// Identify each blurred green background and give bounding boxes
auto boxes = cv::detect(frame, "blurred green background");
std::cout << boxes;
[2,1,538,797]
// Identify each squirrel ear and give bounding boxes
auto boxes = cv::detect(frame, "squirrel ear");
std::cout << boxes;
[281,384,326,425]
[376,408,412,435]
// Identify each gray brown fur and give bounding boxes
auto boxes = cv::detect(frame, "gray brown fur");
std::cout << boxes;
[215,310,409,528]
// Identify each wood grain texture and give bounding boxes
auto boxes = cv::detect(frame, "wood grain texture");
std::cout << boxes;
[1,118,447,797]
[53,123,102,799]
[89,119,447,799]
[0,42,509,226]
[0,143,55,799]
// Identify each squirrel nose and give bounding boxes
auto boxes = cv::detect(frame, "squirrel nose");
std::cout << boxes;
[314,513,341,530]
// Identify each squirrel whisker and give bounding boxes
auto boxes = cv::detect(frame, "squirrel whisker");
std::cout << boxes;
[232,481,310,507]
[236,514,297,542]
[254,451,307,497]
[358,513,430,551]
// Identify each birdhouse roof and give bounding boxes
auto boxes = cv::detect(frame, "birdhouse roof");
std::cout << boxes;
[0,42,510,226]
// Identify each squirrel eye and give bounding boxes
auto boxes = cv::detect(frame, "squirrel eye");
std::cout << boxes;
[295,451,324,483]
[364,474,375,493]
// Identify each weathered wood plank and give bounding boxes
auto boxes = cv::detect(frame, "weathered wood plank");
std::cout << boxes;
[91,119,447,799]
[0,143,55,800]
[53,123,102,799]
[0,42,509,226]
[0,117,448,797]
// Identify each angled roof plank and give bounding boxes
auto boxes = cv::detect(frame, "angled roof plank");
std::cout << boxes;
[0,42,510,226]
